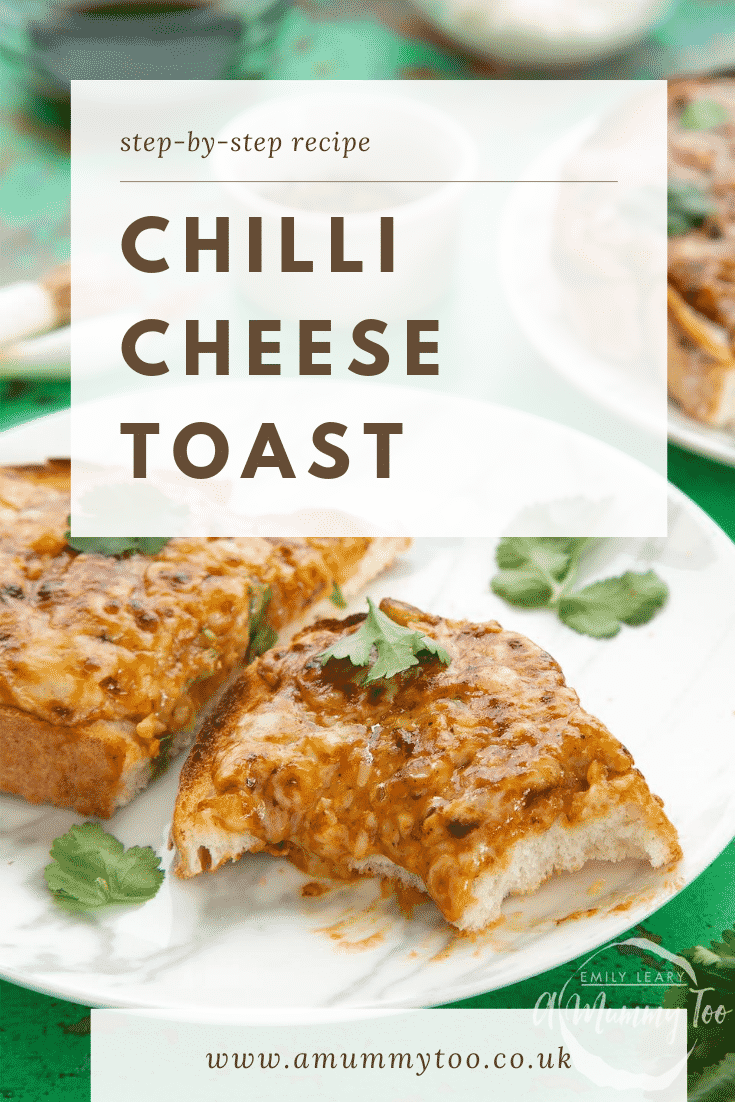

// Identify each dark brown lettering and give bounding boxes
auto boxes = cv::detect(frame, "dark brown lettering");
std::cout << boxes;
[249,217,262,273]
[185,216,229,272]
[349,319,388,376]
[121,319,169,375]
[241,424,295,478]
[309,422,349,479]
[330,217,362,272]
[185,320,229,375]
[364,422,402,477]
[173,422,229,479]
[281,217,312,272]
[249,320,280,375]
[120,422,159,478]
[121,216,168,273]
[380,217,393,272]
[406,320,439,375]
[299,321,331,375]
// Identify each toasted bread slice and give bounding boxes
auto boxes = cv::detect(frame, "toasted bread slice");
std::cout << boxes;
[667,78,735,428]
[173,599,681,931]
[0,460,408,817]
[667,302,735,429]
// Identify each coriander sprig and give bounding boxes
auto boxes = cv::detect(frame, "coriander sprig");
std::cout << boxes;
[490,538,668,639]
[329,582,347,609]
[64,518,170,558]
[679,99,730,130]
[44,823,165,912]
[246,584,277,662]
[668,180,715,237]
[319,597,450,684]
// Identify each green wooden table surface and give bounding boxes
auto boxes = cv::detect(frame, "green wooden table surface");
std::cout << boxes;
[2,2,735,1098]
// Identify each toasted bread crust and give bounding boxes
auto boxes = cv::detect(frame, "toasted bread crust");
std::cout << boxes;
[0,460,408,816]
[0,704,133,818]
[173,600,681,929]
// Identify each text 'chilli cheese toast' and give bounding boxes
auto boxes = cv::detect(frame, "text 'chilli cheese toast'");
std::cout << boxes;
[0,460,408,817]
[173,599,681,932]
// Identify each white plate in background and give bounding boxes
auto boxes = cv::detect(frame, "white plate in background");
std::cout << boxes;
[498,120,665,441]
[1,413,734,1009]
[497,120,735,468]
[668,403,735,468]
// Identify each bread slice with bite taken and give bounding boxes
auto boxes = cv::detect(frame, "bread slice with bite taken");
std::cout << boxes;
[172,598,681,931]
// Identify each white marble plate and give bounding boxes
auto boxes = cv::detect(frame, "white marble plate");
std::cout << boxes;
[1,423,735,1011]
[668,403,735,469]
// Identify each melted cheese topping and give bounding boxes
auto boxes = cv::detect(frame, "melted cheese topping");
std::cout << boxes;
[0,462,373,743]
[180,600,674,925]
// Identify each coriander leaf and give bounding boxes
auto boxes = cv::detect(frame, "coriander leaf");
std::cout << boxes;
[495,537,586,581]
[558,570,668,638]
[613,570,670,625]
[709,927,735,964]
[319,597,450,684]
[249,622,278,660]
[557,590,622,638]
[65,530,170,558]
[490,540,669,640]
[668,179,715,236]
[44,823,164,912]
[491,567,554,608]
[680,99,730,130]
[112,846,165,904]
[329,582,347,608]
[491,538,588,608]
[247,584,278,661]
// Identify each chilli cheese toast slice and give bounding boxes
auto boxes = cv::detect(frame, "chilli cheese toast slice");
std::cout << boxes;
[668,78,735,428]
[173,599,681,931]
[0,459,408,817]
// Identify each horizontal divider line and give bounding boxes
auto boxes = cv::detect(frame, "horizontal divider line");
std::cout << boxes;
[579,983,689,987]
[118,178,619,184]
